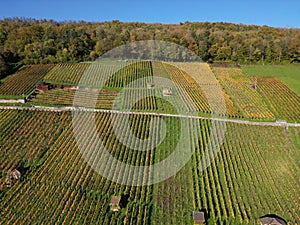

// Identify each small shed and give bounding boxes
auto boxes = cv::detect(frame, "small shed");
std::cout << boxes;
[259,215,287,225]
[163,88,172,96]
[250,83,257,89]
[10,169,21,180]
[110,196,121,212]
[36,82,50,91]
[193,211,206,224]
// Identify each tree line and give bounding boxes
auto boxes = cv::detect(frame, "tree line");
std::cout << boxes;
[0,18,299,77]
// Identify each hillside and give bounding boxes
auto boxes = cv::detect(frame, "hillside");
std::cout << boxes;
[0,60,299,224]
[1,61,299,122]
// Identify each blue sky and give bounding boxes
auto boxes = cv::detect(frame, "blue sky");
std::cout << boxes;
[0,0,299,28]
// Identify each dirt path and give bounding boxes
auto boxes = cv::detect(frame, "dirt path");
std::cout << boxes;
[0,105,299,127]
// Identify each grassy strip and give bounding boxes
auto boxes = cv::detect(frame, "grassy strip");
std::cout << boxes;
[241,64,300,95]
[0,94,24,99]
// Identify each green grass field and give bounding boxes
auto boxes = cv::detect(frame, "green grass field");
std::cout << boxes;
[241,64,300,95]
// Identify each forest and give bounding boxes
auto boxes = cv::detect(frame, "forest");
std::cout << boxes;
[0,18,299,77]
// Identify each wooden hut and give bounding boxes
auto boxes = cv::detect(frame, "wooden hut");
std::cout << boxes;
[110,196,121,212]
[193,211,206,224]
[250,83,257,89]
[36,82,50,91]
[10,169,21,180]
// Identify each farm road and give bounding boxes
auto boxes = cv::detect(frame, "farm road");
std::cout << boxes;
[0,105,299,128]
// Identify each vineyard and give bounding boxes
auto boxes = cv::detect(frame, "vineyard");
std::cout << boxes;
[168,62,240,117]
[252,77,300,122]
[32,89,119,109]
[0,110,154,225]
[105,61,152,88]
[152,119,300,224]
[43,63,90,86]
[19,61,242,117]
[0,109,299,224]
[212,67,275,119]
[43,62,128,87]
[0,60,299,225]
[0,65,54,97]
[1,61,298,122]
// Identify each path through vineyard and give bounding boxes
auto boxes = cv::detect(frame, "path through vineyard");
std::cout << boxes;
[0,105,299,127]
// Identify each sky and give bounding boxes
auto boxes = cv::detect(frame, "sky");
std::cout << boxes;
[0,0,299,28]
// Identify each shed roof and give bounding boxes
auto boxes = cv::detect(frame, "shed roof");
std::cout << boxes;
[259,216,287,225]
[10,169,21,180]
[110,196,121,206]
[193,211,205,223]
[11,169,21,176]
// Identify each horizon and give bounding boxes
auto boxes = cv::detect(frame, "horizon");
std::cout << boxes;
[1,0,299,28]
[3,17,299,29]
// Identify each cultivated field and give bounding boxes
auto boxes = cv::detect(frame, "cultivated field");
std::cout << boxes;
[32,89,119,109]
[0,61,299,225]
[1,61,298,121]
[0,109,299,224]
[253,77,300,122]
[0,65,54,97]
[212,67,274,119]
[242,64,300,95]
